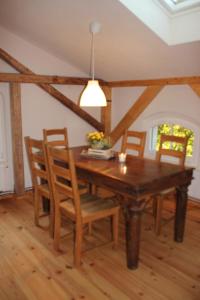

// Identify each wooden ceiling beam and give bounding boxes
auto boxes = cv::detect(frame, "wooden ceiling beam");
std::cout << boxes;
[1,73,199,88]
[0,48,103,131]
[0,72,108,85]
[108,76,200,87]
[110,85,164,145]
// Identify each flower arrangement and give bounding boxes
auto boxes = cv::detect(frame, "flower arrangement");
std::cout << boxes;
[87,131,111,149]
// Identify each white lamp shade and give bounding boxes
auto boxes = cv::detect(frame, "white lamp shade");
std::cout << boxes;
[80,80,107,107]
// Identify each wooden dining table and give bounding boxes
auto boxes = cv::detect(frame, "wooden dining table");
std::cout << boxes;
[72,146,194,270]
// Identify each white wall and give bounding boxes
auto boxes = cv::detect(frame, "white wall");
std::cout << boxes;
[0,26,101,190]
[112,85,200,199]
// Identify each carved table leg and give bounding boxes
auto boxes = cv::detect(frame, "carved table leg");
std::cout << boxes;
[175,184,189,242]
[123,201,144,269]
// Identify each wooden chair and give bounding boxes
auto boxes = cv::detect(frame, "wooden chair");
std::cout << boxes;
[43,127,88,195]
[46,146,120,267]
[154,134,189,235]
[24,136,53,231]
[121,130,146,158]
[43,127,91,235]
[43,128,68,148]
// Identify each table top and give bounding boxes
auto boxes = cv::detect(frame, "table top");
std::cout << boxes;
[73,146,194,199]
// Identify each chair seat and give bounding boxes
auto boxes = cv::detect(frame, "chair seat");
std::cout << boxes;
[60,193,119,223]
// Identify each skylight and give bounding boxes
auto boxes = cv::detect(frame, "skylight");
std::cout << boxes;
[171,0,188,4]
[161,0,200,12]
[118,0,200,45]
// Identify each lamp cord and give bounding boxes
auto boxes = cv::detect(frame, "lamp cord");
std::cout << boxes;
[91,32,95,80]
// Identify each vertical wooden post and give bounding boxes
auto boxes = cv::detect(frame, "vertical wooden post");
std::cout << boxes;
[101,86,112,137]
[10,83,25,195]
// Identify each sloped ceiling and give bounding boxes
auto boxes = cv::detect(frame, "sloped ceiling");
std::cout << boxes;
[119,0,200,45]
[0,0,199,80]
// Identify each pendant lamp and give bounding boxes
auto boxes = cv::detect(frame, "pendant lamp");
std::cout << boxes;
[80,22,107,107]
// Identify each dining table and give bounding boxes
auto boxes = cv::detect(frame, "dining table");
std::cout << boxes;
[72,146,194,270]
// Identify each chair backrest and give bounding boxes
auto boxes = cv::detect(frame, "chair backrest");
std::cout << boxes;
[46,146,81,220]
[43,128,68,148]
[24,136,49,188]
[156,134,189,166]
[121,130,146,158]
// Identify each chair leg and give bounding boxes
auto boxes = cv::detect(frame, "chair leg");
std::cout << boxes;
[34,189,40,226]
[53,208,61,251]
[88,222,92,235]
[112,211,119,249]
[155,196,163,235]
[152,197,157,217]
[49,197,54,238]
[74,223,82,267]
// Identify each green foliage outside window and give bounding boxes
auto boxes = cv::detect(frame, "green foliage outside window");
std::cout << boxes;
[156,123,194,157]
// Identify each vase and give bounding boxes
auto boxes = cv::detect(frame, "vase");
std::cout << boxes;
[90,141,104,150]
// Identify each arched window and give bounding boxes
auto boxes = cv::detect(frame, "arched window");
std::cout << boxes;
[151,123,194,157]
[142,112,200,167]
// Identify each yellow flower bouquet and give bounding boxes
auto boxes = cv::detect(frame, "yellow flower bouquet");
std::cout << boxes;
[87,131,111,150]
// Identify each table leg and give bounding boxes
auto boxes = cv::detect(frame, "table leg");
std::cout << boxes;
[123,203,143,269]
[175,184,189,242]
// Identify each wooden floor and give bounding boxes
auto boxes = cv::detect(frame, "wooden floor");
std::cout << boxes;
[0,193,200,300]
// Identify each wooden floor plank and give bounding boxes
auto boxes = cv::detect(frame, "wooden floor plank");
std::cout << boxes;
[0,195,199,300]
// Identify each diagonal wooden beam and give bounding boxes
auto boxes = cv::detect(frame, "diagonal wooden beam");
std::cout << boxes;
[0,72,108,85]
[0,48,104,131]
[189,84,200,97]
[110,85,164,145]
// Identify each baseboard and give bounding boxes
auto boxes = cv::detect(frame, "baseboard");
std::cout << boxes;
[0,192,15,201]
[0,188,33,201]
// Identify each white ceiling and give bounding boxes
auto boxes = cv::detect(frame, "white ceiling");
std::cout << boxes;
[0,0,199,80]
